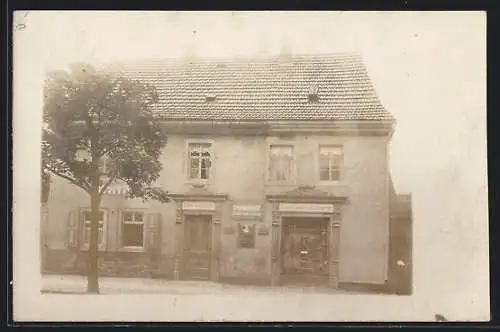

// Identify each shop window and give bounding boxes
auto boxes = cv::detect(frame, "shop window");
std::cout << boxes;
[238,224,256,249]
[121,211,145,248]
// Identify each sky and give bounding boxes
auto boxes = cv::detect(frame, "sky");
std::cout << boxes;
[13,11,488,321]
[13,11,486,193]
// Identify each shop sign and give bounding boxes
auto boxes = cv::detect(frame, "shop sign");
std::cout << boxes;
[232,204,262,218]
[278,203,334,214]
[182,201,216,211]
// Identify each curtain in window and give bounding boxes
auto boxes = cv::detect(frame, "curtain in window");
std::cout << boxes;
[189,144,212,180]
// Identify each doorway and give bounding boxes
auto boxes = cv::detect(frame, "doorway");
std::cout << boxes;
[182,215,212,280]
[280,217,329,285]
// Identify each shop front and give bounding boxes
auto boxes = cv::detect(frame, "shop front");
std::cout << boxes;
[170,192,228,282]
[267,186,346,288]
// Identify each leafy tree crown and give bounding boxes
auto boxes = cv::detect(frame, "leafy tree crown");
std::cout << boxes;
[42,63,169,202]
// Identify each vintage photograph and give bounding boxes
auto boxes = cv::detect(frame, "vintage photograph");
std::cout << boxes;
[13,11,488,322]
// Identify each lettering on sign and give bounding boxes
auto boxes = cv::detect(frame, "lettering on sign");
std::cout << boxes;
[278,203,334,214]
[232,204,262,218]
[182,201,216,211]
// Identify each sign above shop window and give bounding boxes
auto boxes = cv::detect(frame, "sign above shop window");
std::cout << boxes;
[278,203,334,214]
[232,204,262,218]
[182,201,216,211]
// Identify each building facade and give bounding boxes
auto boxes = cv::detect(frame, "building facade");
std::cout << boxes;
[43,53,411,290]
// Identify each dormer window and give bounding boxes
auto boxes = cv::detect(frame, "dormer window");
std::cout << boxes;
[205,94,217,102]
[308,85,319,103]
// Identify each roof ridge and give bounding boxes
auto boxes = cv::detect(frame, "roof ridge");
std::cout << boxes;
[106,52,364,68]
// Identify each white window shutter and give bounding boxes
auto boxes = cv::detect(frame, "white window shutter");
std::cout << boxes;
[98,211,107,251]
[67,210,78,248]
[146,213,162,252]
[117,208,123,248]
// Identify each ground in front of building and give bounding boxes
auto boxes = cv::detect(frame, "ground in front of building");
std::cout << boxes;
[41,274,386,295]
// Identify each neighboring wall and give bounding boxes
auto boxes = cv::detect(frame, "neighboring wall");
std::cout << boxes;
[45,132,391,284]
[388,185,413,294]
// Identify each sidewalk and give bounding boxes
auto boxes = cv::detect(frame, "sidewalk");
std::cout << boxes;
[41,274,354,295]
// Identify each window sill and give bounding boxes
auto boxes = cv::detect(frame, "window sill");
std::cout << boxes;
[316,182,351,198]
[185,179,210,186]
[118,247,146,253]
[266,181,296,187]
[79,247,107,252]
[318,180,342,186]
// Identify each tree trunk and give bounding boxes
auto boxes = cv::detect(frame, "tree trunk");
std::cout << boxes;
[87,191,101,294]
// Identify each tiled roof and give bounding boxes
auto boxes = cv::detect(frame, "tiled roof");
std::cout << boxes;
[109,53,394,121]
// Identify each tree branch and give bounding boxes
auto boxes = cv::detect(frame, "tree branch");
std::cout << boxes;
[99,167,120,195]
[45,166,90,192]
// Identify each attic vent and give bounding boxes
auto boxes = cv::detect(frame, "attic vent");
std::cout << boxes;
[308,85,319,103]
[205,94,217,102]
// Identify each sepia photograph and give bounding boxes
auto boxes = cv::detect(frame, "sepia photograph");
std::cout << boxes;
[13,11,488,322]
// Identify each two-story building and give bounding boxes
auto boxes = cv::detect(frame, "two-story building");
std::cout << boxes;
[42,53,412,291]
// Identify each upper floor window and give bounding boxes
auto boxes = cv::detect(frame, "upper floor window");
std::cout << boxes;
[319,145,342,181]
[81,210,107,251]
[188,143,212,181]
[269,145,294,182]
[121,211,145,248]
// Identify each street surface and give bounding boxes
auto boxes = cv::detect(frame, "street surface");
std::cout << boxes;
[41,274,357,295]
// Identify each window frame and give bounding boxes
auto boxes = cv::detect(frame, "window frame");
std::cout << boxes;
[120,210,146,250]
[185,139,214,184]
[318,145,343,183]
[80,208,108,251]
[268,144,295,184]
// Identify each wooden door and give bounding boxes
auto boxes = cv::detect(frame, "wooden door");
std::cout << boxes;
[281,218,328,284]
[183,215,212,280]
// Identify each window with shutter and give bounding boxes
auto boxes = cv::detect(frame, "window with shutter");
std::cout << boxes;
[121,211,145,248]
[81,210,107,251]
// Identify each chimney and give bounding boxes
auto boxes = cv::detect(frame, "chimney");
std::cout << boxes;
[279,42,293,63]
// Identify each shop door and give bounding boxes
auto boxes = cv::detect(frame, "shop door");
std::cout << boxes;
[281,218,329,285]
[183,215,212,280]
